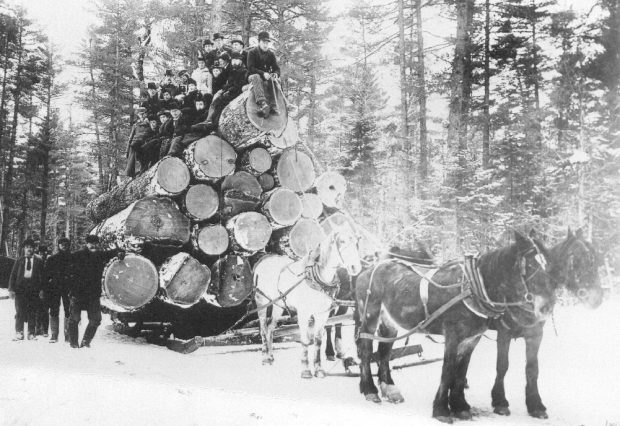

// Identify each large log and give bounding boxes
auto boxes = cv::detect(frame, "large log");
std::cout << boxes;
[315,171,347,209]
[184,135,236,182]
[266,118,298,154]
[87,157,191,223]
[218,83,288,148]
[208,254,253,307]
[240,146,272,176]
[191,223,229,256]
[182,184,219,221]
[300,193,323,220]
[320,211,357,236]
[101,254,159,312]
[220,171,262,218]
[274,147,316,193]
[261,187,303,229]
[257,173,275,192]
[93,196,191,248]
[226,212,272,253]
[273,218,325,259]
[159,252,211,308]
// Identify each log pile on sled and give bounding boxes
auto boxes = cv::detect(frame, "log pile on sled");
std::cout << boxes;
[87,85,351,339]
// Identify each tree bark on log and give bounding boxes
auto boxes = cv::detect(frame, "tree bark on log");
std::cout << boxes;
[87,157,191,223]
[93,196,191,248]
[300,193,324,219]
[191,223,229,256]
[159,252,211,308]
[101,254,159,312]
[226,212,272,253]
[182,184,219,221]
[315,171,347,209]
[184,135,236,182]
[261,188,302,229]
[240,146,272,175]
[274,148,316,193]
[220,171,262,218]
[208,254,253,307]
[273,218,325,259]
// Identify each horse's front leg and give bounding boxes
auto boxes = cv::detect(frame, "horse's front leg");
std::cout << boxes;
[312,311,331,378]
[297,313,314,379]
[449,333,482,420]
[491,326,512,415]
[377,323,404,404]
[257,302,277,365]
[355,307,381,403]
[433,326,459,423]
[524,324,547,419]
[325,323,335,361]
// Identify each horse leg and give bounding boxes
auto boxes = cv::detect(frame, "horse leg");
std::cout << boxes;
[257,303,278,365]
[355,307,381,403]
[334,305,348,359]
[376,323,404,404]
[449,333,482,420]
[524,325,548,419]
[491,327,512,415]
[325,323,335,361]
[433,327,459,423]
[297,312,313,379]
[312,311,331,378]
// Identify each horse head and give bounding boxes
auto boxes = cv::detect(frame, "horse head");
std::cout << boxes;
[326,224,362,276]
[555,228,604,309]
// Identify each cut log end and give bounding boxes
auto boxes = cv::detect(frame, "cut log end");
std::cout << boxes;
[276,148,316,193]
[257,173,275,192]
[157,156,192,194]
[186,135,237,181]
[300,193,324,220]
[210,255,253,307]
[194,224,229,256]
[275,218,325,259]
[184,184,219,221]
[315,171,347,209]
[160,253,211,308]
[262,188,303,228]
[227,212,272,253]
[221,172,262,218]
[102,254,159,312]
[241,147,272,175]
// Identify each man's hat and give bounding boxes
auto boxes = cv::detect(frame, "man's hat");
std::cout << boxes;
[230,52,243,61]
[164,69,174,77]
[194,94,204,103]
[213,33,224,41]
[147,114,158,121]
[258,31,271,42]
[147,82,157,90]
[169,100,182,111]
[58,237,70,245]
[157,109,171,118]
[211,66,222,74]
[85,235,99,244]
[187,78,197,86]
[218,52,230,62]
[203,39,213,46]
[177,69,189,77]
[22,238,35,248]
[38,244,48,252]
[231,38,244,47]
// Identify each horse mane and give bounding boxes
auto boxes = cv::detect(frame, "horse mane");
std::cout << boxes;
[387,243,435,265]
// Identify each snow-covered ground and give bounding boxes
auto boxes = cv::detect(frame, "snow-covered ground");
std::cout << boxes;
[0,295,619,426]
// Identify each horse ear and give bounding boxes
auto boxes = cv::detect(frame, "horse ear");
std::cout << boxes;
[514,231,530,252]
[575,227,584,239]
[528,229,538,240]
[567,227,574,238]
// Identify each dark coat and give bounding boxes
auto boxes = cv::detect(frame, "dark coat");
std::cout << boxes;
[69,248,119,302]
[222,66,247,98]
[213,63,231,94]
[159,83,178,99]
[183,90,201,110]
[246,47,280,80]
[191,108,209,125]
[44,251,73,292]
[172,113,193,137]
[8,255,45,294]
[141,94,161,116]
[126,121,153,157]
[159,119,174,138]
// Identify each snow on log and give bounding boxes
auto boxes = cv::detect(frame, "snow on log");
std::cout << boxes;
[87,157,190,223]
[240,146,272,176]
[220,171,262,218]
[273,218,325,259]
[300,193,324,219]
[208,254,253,307]
[261,187,303,229]
[184,135,236,182]
[226,211,272,253]
[191,223,229,256]
[274,147,316,193]
[182,184,219,221]
[218,84,287,148]
[93,196,191,248]
[159,252,211,308]
[101,254,159,312]
[257,173,275,192]
[315,171,347,209]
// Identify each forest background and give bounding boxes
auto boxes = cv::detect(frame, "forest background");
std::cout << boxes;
[0,0,618,278]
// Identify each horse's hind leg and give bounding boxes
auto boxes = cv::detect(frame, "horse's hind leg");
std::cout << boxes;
[449,333,482,420]
[297,312,314,379]
[325,323,335,361]
[491,327,512,415]
[524,325,548,419]
[257,303,275,365]
[377,323,404,404]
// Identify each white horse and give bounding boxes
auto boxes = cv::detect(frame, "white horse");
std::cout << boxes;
[253,225,362,378]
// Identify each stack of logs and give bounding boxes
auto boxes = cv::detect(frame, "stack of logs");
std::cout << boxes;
[86,88,350,336]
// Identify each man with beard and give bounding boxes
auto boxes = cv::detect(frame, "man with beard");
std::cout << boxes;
[68,235,124,349]
[44,237,73,343]
[246,31,281,117]
[8,238,45,341]
[192,52,246,134]
[192,96,209,125]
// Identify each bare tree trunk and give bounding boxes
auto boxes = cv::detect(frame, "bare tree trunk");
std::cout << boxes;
[415,0,428,183]
[88,39,105,191]
[40,51,54,243]
[307,66,317,145]
[211,0,224,33]
[0,34,11,203]
[482,0,491,168]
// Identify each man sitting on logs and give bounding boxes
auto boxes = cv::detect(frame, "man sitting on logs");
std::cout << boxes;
[159,89,176,111]
[166,102,194,157]
[141,82,160,116]
[191,95,209,125]
[247,31,281,117]
[231,37,247,66]
[192,51,247,134]
[139,110,171,169]
[200,39,216,68]
[125,107,154,178]
[159,70,178,99]
[211,66,223,94]
[68,235,124,349]
[183,79,200,110]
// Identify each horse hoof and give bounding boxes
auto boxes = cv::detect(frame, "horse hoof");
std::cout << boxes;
[326,355,335,361]
[380,383,404,404]
[261,357,274,365]
[365,394,381,404]
[452,410,472,420]
[301,370,313,379]
[433,415,453,424]
[314,369,326,378]
[529,409,548,419]
[494,406,511,416]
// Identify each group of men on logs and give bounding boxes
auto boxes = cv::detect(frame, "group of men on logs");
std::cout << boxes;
[7,236,125,349]
[125,31,281,178]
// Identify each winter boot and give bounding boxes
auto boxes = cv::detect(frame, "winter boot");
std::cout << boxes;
[12,331,24,341]
[49,317,59,343]
[27,333,37,340]
[80,324,98,348]
[64,318,70,343]
[257,100,270,118]
[68,321,80,349]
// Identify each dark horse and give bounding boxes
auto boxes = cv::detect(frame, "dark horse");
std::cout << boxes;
[354,231,556,423]
[490,228,604,419]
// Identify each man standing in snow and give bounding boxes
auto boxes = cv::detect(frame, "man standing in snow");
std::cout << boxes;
[44,237,73,343]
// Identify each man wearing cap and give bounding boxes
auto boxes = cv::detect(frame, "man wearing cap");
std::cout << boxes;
[231,37,247,66]
[125,107,154,178]
[191,57,212,97]
[68,235,124,348]
[139,111,171,168]
[201,39,216,68]
[213,32,232,58]
[183,79,201,110]
[8,238,45,341]
[247,31,281,117]
[44,237,73,343]
[160,89,177,111]
[166,101,196,157]
[141,82,161,116]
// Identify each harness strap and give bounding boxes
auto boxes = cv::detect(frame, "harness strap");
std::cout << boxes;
[358,289,471,343]
[244,274,306,318]
[420,268,438,319]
